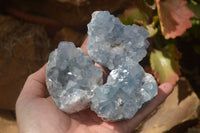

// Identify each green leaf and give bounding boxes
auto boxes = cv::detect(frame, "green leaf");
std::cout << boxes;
[145,16,159,37]
[146,25,158,37]
[120,6,148,25]
[119,0,154,26]
[191,19,200,25]
[150,45,181,85]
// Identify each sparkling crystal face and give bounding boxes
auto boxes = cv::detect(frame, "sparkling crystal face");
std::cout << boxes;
[46,11,158,121]
[91,61,157,121]
[87,11,150,70]
[46,42,103,113]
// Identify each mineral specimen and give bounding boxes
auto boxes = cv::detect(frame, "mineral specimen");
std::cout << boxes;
[46,11,158,122]
[87,11,157,121]
[91,61,157,121]
[46,42,103,113]
[87,11,149,70]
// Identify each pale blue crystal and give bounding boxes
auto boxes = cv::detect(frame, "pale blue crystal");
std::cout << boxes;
[91,61,157,121]
[46,42,103,113]
[46,11,158,122]
[87,11,149,70]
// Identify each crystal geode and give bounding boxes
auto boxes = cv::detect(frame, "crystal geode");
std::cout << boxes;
[46,11,158,121]
[87,11,149,70]
[46,42,102,113]
[91,61,157,121]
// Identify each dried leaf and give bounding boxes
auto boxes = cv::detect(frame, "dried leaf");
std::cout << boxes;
[150,44,181,85]
[156,0,194,39]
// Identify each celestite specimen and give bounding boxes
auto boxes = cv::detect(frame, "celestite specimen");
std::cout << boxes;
[46,11,158,121]
[46,42,103,113]
[91,61,157,121]
[87,11,157,121]
[87,11,149,70]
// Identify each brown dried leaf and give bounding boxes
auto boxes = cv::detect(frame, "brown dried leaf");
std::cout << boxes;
[156,0,194,39]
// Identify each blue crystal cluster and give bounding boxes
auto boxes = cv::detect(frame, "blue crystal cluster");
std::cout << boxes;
[87,11,149,70]
[46,11,158,121]
[91,61,157,121]
[46,42,102,113]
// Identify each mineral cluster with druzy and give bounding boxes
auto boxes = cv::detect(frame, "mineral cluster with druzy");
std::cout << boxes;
[87,11,149,70]
[46,11,158,121]
[46,42,103,113]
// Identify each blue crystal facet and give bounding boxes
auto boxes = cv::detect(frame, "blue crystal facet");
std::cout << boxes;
[46,42,103,113]
[87,11,150,70]
[91,61,157,121]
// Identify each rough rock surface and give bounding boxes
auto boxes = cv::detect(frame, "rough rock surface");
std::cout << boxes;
[53,27,86,47]
[135,77,200,133]
[5,0,129,28]
[46,42,103,113]
[91,61,157,121]
[0,15,51,110]
[87,11,149,70]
